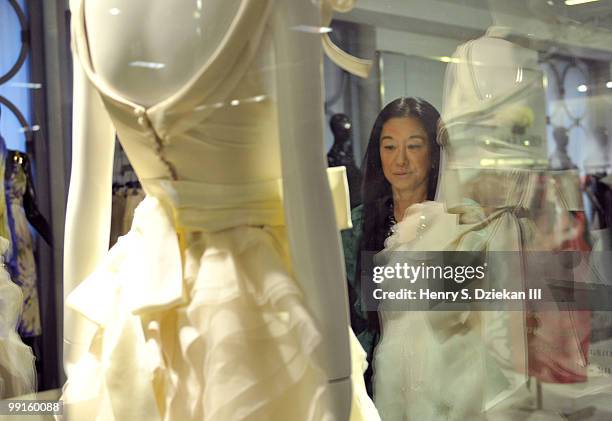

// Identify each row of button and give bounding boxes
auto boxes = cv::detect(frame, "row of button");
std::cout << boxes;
[132,107,178,180]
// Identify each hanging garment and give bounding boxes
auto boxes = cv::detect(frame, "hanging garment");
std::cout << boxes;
[0,236,35,398]
[0,113,35,398]
[5,159,42,337]
[63,0,378,420]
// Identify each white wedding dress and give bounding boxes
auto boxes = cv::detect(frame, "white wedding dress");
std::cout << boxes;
[373,28,590,421]
[62,0,380,420]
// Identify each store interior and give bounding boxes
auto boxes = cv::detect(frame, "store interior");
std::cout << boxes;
[1,0,612,419]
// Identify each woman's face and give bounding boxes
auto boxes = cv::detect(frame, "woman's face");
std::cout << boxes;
[379,117,431,196]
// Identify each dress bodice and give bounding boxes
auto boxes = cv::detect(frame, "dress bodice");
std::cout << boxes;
[442,31,548,169]
[71,0,367,233]
[73,0,280,187]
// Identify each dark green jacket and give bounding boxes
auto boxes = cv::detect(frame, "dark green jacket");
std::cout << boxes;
[341,205,377,360]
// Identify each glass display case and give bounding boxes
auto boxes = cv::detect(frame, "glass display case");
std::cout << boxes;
[1,1,612,420]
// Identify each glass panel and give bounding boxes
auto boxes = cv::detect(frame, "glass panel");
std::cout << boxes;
[8,0,612,418]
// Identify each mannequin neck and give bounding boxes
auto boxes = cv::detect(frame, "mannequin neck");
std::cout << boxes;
[333,134,352,150]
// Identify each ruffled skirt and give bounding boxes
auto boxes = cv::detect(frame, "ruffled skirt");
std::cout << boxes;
[62,198,377,421]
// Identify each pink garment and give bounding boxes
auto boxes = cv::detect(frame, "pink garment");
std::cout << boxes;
[525,205,591,384]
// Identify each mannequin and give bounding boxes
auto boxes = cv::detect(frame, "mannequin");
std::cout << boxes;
[439,0,589,409]
[83,0,241,107]
[327,113,362,208]
[64,0,378,419]
[372,2,591,419]
[549,126,577,170]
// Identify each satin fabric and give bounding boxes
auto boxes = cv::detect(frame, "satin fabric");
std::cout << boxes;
[64,0,378,419]
[69,168,352,321]
[64,196,331,420]
[64,183,377,420]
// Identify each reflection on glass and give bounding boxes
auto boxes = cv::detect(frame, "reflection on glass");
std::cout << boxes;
[360,0,612,419]
[292,25,333,34]
[127,61,166,70]
[565,0,600,5]
[6,83,41,90]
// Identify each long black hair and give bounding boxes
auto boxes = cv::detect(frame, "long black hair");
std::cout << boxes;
[359,97,442,330]
[361,97,441,254]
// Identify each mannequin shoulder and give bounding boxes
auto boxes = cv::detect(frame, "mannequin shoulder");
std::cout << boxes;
[469,36,539,70]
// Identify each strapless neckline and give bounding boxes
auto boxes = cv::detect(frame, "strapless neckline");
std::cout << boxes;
[74,0,271,122]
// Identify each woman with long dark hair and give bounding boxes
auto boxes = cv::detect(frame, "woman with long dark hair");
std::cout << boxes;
[342,97,442,395]
[361,97,441,263]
